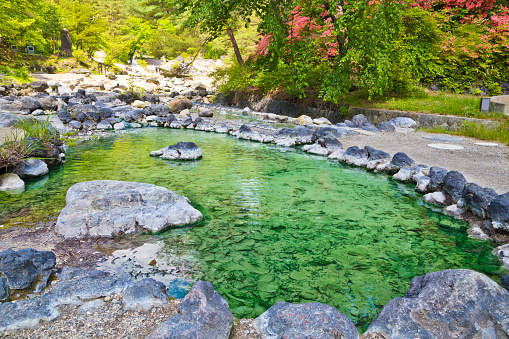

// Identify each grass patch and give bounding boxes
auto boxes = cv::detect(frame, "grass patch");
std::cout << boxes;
[421,120,509,146]
[0,65,34,85]
[343,88,500,120]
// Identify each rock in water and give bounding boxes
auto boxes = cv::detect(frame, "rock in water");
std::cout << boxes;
[443,170,467,202]
[14,159,49,179]
[364,269,509,339]
[0,173,24,192]
[254,301,359,339]
[147,281,233,339]
[55,180,203,238]
[150,142,202,160]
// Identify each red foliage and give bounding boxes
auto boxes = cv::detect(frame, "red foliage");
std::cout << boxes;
[254,6,338,59]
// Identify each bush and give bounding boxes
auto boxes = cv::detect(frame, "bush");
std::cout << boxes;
[0,131,35,172]
[14,117,58,145]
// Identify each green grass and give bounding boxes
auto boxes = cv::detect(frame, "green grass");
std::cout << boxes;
[343,87,501,119]
[421,121,509,146]
[0,66,34,85]
[343,87,509,145]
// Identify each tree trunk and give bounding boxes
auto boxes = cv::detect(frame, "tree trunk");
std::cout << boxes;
[227,27,243,66]
[324,1,346,57]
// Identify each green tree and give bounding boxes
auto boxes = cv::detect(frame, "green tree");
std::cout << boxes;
[59,0,107,54]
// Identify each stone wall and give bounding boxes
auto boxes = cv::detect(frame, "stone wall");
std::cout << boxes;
[348,107,497,131]
[215,91,497,130]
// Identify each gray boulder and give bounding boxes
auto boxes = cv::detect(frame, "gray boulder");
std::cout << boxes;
[0,266,132,334]
[96,120,112,130]
[0,248,56,290]
[124,109,144,122]
[37,96,58,111]
[274,126,313,144]
[145,104,170,117]
[68,120,82,129]
[443,170,467,202]
[14,159,49,179]
[428,166,448,191]
[82,120,96,130]
[0,112,19,127]
[378,121,396,132]
[254,301,359,339]
[303,136,342,156]
[502,275,509,290]
[311,127,345,142]
[488,192,509,232]
[147,281,233,339]
[55,180,203,238]
[388,117,417,128]
[341,146,369,166]
[350,114,369,127]
[29,81,49,92]
[31,109,45,116]
[18,97,41,112]
[364,269,509,339]
[462,183,498,218]
[122,278,168,311]
[388,152,415,173]
[98,107,114,121]
[151,142,202,160]
[0,277,8,301]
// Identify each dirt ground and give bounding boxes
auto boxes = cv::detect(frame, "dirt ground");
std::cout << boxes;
[340,130,509,194]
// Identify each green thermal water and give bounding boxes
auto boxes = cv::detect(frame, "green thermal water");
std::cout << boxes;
[0,128,504,328]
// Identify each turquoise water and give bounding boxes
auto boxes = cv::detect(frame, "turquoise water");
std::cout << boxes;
[0,128,504,328]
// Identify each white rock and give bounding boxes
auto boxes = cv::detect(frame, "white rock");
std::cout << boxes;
[0,173,25,192]
[131,123,142,128]
[313,117,332,125]
[296,115,313,125]
[302,144,329,156]
[416,176,431,193]
[445,204,464,216]
[114,122,126,130]
[328,150,345,159]
[179,109,190,117]
[150,121,158,127]
[275,138,296,147]
[424,191,447,205]
[132,100,150,108]
[242,107,251,115]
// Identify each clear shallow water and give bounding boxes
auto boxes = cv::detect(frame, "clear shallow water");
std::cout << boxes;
[0,128,505,328]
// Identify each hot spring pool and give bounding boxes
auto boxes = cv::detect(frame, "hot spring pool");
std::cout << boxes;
[0,127,504,329]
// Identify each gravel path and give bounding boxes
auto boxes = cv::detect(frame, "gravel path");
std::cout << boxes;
[340,130,509,194]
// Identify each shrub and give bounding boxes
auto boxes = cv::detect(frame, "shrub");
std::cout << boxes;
[14,117,58,145]
[0,130,35,172]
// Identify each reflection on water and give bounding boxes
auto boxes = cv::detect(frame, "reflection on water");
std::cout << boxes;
[0,128,505,329]
[96,242,191,298]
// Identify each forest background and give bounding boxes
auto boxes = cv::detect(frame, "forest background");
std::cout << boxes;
[1,0,509,103]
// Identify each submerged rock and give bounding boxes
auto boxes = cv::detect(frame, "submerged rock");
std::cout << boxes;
[364,269,509,339]
[147,280,233,339]
[254,301,359,339]
[151,142,202,160]
[55,180,203,238]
